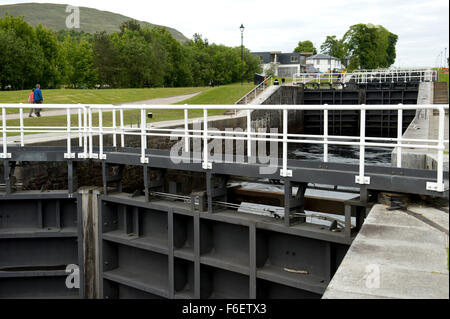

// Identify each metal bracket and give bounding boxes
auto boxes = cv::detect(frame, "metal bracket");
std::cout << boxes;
[99,154,107,160]
[0,153,11,159]
[141,157,149,164]
[355,176,371,185]
[78,153,88,159]
[64,153,76,159]
[90,154,99,160]
[280,169,293,178]
[426,182,446,192]
[203,162,212,170]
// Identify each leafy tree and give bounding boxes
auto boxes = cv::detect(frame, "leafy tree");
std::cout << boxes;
[0,14,45,90]
[343,23,398,70]
[93,31,122,87]
[120,19,142,34]
[35,25,65,88]
[294,40,317,55]
[320,35,348,65]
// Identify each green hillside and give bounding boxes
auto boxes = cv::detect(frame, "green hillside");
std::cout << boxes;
[0,2,188,42]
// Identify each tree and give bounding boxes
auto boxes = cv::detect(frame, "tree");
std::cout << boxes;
[343,23,398,70]
[93,31,122,87]
[120,19,141,34]
[35,25,65,88]
[320,35,348,65]
[294,40,317,55]
[0,14,45,90]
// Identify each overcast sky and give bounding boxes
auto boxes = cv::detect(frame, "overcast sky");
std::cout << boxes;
[1,0,449,67]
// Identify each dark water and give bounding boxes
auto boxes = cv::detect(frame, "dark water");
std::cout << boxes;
[289,143,393,166]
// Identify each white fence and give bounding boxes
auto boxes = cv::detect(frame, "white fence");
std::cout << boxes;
[1,104,449,192]
[293,69,438,85]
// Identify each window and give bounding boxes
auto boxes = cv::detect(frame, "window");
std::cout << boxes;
[290,56,299,63]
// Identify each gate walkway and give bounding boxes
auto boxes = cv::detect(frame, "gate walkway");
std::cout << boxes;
[323,204,449,299]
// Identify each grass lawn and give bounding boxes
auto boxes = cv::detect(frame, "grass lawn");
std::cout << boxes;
[438,71,449,85]
[174,83,255,105]
[0,87,210,114]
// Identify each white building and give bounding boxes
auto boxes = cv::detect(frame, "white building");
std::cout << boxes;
[306,54,343,73]
[252,51,306,77]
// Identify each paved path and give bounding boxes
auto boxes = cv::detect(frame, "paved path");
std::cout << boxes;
[3,92,202,121]
[323,204,449,299]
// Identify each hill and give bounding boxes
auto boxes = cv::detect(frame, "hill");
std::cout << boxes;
[0,2,188,42]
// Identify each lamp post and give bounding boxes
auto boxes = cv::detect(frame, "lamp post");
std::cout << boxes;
[240,24,245,86]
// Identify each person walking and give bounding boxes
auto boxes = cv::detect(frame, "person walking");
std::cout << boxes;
[28,88,35,117]
[33,84,43,117]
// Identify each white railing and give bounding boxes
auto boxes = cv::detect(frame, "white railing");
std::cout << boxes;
[294,69,438,85]
[293,73,346,85]
[1,104,449,192]
[235,76,273,105]
[352,69,438,84]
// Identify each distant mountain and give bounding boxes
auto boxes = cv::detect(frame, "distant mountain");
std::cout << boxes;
[0,2,189,42]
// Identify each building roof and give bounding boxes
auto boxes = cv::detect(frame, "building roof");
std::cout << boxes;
[252,51,306,65]
[307,53,340,61]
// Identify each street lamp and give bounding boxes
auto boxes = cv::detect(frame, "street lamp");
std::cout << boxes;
[240,24,245,86]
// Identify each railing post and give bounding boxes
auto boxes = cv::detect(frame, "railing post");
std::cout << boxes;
[99,108,106,160]
[1,107,11,159]
[112,109,117,148]
[64,107,75,159]
[427,106,446,192]
[355,106,370,185]
[88,106,98,159]
[19,104,24,147]
[184,107,189,153]
[140,108,148,164]
[202,108,211,169]
[120,108,125,148]
[280,108,292,178]
[247,109,252,159]
[397,106,403,168]
[78,106,88,159]
[78,106,82,147]
[324,107,329,163]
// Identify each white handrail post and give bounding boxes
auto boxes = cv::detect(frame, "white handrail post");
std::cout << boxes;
[140,108,148,164]
[1,107,11,159]
[324,107,329,163]
[88,106,97,159]
[184,107,189,153]
[78,106,82,147]
[99,108,106,160]
[120,109,125,148]
[427,106,446,192]
[280,109,292,178]
[397,107,403,168]
[356,107,370,185]
[112,109,117,148]
[64,107,75,159]
[80,106,88,159]
[19,104,24,147]
[247,109,252,159]
[202,108,211,170]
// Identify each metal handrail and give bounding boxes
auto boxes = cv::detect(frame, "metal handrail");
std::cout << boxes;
[235,76,273,105]
[294,69,438,85]
[1,103,449,193]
